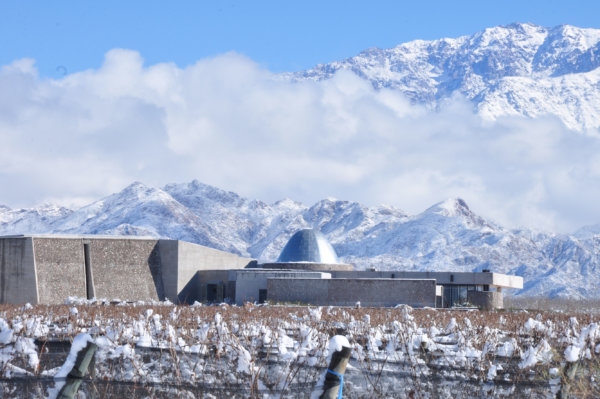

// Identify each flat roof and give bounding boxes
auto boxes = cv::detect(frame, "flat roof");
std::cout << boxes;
[237,267,331,274]
[0,234,160,240]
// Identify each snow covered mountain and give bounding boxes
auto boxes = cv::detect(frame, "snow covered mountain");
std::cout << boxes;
[1,180,599,299]
[290,23,600,131]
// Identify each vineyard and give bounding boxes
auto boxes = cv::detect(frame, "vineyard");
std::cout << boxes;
[0,300,599,398]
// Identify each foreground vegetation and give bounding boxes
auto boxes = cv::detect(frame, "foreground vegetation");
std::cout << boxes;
[0,300,599,398]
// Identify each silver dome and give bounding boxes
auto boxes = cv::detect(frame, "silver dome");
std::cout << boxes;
[277,229,340,264]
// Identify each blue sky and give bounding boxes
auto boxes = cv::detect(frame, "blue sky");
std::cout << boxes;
[1,0,599,77]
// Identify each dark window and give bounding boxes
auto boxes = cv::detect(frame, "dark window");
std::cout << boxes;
[207,284,218,302]
[258,289,267,304]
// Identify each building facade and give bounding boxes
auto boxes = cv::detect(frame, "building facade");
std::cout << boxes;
[0,235,254,304]
[0,230,523,309]
[191,229,522,309]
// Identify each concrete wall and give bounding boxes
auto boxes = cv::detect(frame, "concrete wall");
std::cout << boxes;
[0,237,38,304]
[1,235,257,304]
[31,237,164,303]
[178,270,233,304]
[160,240,255,303]
[490,273,524,290]
[87,238,163,301]
[268,278,329,305]
[333,271,523,289]
[234,270,331,305]
[33,238,87,304]
[260,262,354,272]
[468,291,504,310]
[158,239,179,303]
[267,278,437,307]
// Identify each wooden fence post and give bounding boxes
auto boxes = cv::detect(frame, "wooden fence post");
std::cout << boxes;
[319,336,352,399]
[54,339,98,399]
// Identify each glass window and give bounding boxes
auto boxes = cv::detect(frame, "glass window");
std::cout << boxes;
[443,285,482,307]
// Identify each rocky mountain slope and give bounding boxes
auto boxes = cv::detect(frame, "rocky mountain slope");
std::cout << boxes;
[1,180,599,298]
[290,23,600,131]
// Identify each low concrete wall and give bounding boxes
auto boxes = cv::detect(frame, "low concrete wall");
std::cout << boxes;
[268,278,329,305]
[468,291,503,310]
[0,237,38,304]
[267,278,437,307]
[234,270,330,305]
[260,262,354,272]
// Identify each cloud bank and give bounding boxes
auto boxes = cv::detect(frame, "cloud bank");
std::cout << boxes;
[1,49,600,233]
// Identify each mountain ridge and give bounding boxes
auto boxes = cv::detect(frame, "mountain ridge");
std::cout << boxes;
[289,22,600,130]
[1,180,599,299]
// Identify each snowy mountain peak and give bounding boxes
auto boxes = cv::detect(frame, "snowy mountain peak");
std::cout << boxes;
[271,198,305,210]
[163,179,244,207]
[426,198,472,217]
[469,22,546,48]
[290,23,600,130]
[119,181,166,200]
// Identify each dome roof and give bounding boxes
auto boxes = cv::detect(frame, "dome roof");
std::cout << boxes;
[277,229,340,264]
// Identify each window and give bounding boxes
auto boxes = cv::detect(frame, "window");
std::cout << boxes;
[443,285,479,307]
[207,284,218,302]
[258,289,267,304]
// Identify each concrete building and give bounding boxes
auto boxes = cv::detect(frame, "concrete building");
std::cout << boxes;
[177,269,331,305]
[0,230,523,309]
[0,235,253,304]
[330,270,521,309]
[192,229,522,309]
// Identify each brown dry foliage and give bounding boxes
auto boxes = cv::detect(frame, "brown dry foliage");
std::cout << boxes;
[1,303,599,398]
[1,302,597,342]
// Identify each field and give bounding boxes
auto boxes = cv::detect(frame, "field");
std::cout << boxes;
[1,299,599,398]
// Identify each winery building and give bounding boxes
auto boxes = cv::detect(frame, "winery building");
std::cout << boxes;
[0,230,522,309]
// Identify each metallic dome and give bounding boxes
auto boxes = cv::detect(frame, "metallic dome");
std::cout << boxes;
[277,229,340,264]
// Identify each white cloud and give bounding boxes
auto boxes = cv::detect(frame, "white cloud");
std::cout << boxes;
[1,49,600,233]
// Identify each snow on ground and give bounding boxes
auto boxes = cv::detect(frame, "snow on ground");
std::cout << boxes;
[0,301,599,398]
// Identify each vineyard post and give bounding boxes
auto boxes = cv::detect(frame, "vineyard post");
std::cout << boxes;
[56,341,98,399]
[320,341,352,399]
